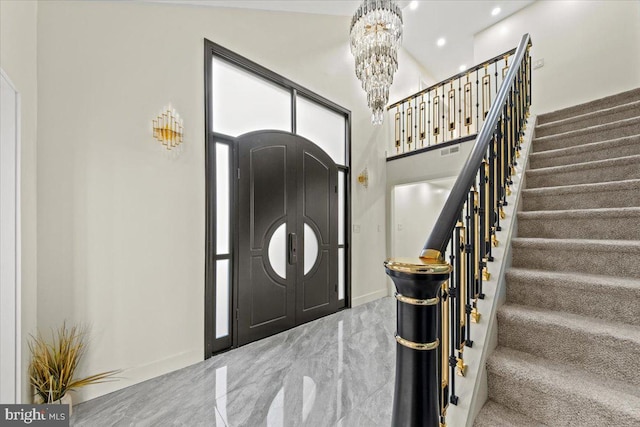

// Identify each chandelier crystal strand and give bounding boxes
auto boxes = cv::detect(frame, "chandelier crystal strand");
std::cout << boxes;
[350,0,403,125]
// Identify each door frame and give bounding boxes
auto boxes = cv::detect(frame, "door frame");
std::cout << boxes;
[0,68,22,403]
[204,40,352,358]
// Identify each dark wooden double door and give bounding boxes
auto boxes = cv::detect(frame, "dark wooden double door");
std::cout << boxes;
[236,131,339,346]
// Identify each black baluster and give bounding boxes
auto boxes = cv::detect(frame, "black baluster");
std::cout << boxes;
[448,233,458,405]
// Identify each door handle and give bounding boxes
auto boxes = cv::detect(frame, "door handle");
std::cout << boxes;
[288,233,297,265]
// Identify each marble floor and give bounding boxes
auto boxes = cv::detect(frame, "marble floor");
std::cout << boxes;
[70,297,397,427]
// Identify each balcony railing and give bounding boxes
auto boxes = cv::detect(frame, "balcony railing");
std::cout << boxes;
[387,47,524,159]
[384,34,532,427]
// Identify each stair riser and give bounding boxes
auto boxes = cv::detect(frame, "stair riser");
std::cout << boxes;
[536,107,640,137]
[526,162,640,188]
[474,401,545,427]
[497,311,640,387]
[533,121,640,153]
[512,245,640,278]
[529,139,640,169]
[486,370,640,426]
[538,88,640,124]
[518,215,640,240]
[506,274,640,326]
[522,187,640,211]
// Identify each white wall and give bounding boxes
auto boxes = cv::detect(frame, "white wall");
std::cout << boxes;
[391,177,456,258]
[474,0,640,114]
[35,0,431,401]
[0,0,38,404]
[386,139,475,189]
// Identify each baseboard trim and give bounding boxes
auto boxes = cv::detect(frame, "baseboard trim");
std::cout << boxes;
[352,288,388,307]
[72,348,202,404]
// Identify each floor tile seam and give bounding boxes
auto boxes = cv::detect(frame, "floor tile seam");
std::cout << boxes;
[342,380,390,423]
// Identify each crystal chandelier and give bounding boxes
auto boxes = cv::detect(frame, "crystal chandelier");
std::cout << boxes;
[350,0,403,125]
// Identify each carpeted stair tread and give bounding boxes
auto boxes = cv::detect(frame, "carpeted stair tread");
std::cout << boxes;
[474,400,546,427]
[521,178,640,210]
[487,347,640,426]
[532,116,640,153]
[497,304,640,388]
[506,268,640,325]
[512,236,640,251]
[537,87,640,124]
[525,154,640,188]
[518,207,640,240]
[528,134,640,169]
[518,206,640,220]
[511,237,640,278]
[478,88,640,427]
[535,100,640,137]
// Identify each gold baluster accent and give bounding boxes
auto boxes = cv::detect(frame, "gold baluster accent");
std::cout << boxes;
[502,53,510,78]
[464,73,472,135]
[482,258,491,281]
[395,106,401,153]
[433,88,440,143]
[494,137,506,224]
[419,96,426,146]
[456,357,467,377]
[471,303,481,324]
[471,189,481,323]
[483,159,490,248]
[448,80,456,137]
[407,100,413,150]
[456,221,467,377]
[482,64,491,120]
[501,124,509,200]
[441,280,449,422]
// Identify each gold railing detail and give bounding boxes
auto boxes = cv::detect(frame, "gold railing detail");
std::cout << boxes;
[388,48,516,157]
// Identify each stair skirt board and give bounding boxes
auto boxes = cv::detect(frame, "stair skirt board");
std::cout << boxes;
[475,87,640,427]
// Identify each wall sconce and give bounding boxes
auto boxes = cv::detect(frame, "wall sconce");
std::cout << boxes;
[152,105,184,150]
[357,168,369,188]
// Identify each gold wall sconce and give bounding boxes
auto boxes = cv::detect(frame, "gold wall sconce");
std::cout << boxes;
[357,168,369,188]
[152,105,184,150]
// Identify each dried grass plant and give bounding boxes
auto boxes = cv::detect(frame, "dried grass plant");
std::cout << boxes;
[29,323,120,403]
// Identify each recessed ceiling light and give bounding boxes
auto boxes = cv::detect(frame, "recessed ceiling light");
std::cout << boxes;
[409,1,419,10]
[459,65,467,72]
[492,7,501,16]
[437,38,446,47]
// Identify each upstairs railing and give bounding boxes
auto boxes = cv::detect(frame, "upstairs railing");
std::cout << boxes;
[384,34,532,427]
[387,47,521,158]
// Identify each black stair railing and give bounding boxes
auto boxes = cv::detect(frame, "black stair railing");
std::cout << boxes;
[384,33,532,427]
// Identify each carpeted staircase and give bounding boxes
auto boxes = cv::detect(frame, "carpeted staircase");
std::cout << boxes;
[474,88,640,426]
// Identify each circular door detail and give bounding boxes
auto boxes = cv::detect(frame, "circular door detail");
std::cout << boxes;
[304,223,319,276]
[267,222,287,280]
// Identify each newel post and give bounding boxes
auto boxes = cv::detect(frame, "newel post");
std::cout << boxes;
[384,252,451,427]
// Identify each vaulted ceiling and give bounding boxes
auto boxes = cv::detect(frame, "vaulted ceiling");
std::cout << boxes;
[146,1,534,81]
